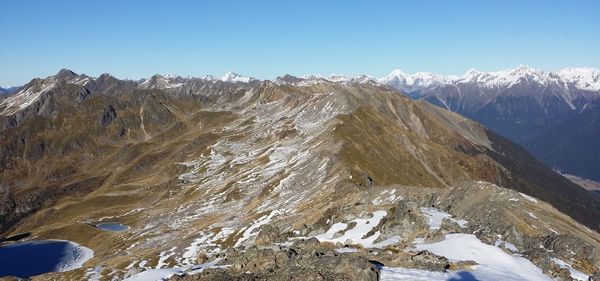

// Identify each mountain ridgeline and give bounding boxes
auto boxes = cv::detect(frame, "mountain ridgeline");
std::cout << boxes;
[1,69,598,231]
[1,69,600,280]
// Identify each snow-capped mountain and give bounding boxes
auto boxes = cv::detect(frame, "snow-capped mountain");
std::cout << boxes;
[556,67,600,91]
[380,65,600,94]
[381,65,600,181]
[378,69,455,94]
[273,73,377,86]
[0,70,258,116]
[220,71,255,83]
[138,74,189,89]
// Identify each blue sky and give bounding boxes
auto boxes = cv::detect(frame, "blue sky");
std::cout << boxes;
[1,0,599,86]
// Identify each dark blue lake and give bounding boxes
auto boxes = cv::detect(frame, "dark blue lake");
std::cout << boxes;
[0,240,93,278]
[96,222,129,231]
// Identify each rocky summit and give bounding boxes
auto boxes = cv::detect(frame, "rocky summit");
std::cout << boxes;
[1,70,600,281]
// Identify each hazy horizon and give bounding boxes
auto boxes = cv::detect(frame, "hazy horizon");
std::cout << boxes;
[2,0,599,86]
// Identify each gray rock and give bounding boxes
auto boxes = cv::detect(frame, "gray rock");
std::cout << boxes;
[377,200,428,241]
[254,225,290,246]
[410,250,450,272]
[173,239,380,281]
[439,218,463,234]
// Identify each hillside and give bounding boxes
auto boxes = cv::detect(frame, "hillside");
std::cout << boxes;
[0,70,599,280]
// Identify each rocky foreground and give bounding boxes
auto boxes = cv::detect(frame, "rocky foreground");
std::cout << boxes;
[162,182,600,281]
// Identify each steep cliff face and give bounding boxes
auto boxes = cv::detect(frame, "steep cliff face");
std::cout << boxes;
[1,71,599,280]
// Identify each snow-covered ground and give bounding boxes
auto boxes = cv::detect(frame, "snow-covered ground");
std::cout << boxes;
[123,267,185,281]
[494,239,518,252]
[123,259,224,281]
[551,258,590,281]
[235,210,283,247]
[413,234,552,281]
[420,207,468,230]
[371,189,399,205]
[312,210,390,247]
[380,267,468,281]
[300,210,401,248]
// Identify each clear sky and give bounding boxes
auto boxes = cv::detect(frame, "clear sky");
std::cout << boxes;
[1,0,599,87]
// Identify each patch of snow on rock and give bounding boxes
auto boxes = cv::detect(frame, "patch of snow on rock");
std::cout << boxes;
[0,81,56,115]
[235,210,282,247]
[551,258,589,281]
[313,210,388,247]
[494,239,519,252]
[124,259,223,281]
[414,233,552,281]
[519,193,539,203]
[420,207,468,230]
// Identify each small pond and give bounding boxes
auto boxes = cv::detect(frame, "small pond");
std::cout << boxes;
[96,222,129,232]
[0,240,93,278]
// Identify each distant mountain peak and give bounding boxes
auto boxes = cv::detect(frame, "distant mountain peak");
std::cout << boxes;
[381,66,600,93]
[327,73,350,82]
[275,74,304,84]
[55,68,79,80]
[388,69,407,77]
[379,69,450,93]
[221,71,254,83]
[138,74,186,89]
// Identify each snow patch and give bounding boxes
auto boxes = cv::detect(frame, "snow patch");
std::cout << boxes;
[312,210,389,248]
[180,228,235,265]
[414,233,552,281]
[123,267,185,281]
[520,193,539,203]
[494,239,519,252]
[123,259,223,281]
[380,266,460,281]
[420,207,468,230]
[156,247,177,269]
[235,210,282,247]
[525,211,539,219]
[551,258,589,281]
[0,81,56,115]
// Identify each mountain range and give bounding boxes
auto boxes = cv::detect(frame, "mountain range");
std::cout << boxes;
[1,69,600,280]
[379,66,600,182]
[0,86,22,96]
